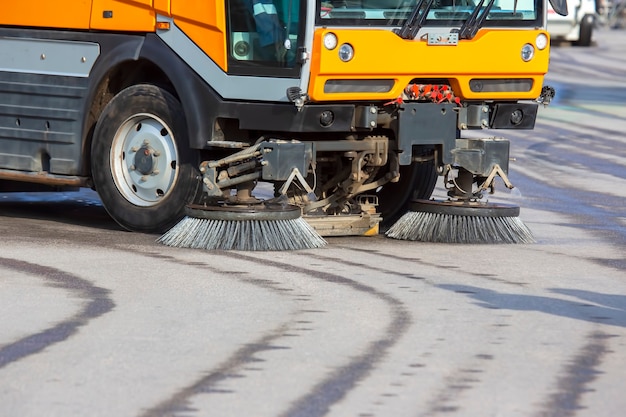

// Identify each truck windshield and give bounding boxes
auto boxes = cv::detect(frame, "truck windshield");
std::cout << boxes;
[317,0,542,28]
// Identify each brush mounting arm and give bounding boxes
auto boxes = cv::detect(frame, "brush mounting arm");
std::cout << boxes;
[199,140,314,199]
[447,137,513,200]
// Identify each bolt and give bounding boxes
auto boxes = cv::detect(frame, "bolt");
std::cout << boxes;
[152,170,160,175]
[130,147,138,152]
[129,165,136,171]
[370,107,377,114]
[370,120,376,127]
[203,177,214,190]
[153,151,161,157]
[140,176,147,182]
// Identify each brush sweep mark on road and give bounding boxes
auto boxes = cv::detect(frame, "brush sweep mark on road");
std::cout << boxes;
[242,247,534,416]
[133,249,331,416]
[304,240,625,416]
[0,257,114,369]
[535,330,612,417]
[290,249,504,416]
[0,243,307,417]
[132,248,411,417]
[140,322,294,417]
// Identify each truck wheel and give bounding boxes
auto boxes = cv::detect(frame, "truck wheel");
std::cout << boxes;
[576,15,594,47]
[376,158,438,228]
[91,84,199,233]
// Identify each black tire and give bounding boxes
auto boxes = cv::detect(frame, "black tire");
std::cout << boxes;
[376,158,438,228]
[576,15,594,47]
[91,84,199,233]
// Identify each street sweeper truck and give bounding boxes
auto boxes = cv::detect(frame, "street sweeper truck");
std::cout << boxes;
[0,0,567,249]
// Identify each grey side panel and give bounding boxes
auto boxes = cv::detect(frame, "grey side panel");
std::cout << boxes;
[0,71,89,174]
[0,37,99,77]
[0,30,143,178]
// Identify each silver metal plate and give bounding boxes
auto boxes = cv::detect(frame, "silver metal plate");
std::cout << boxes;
[427,33,459,45]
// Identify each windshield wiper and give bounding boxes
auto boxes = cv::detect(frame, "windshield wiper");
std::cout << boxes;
[457,0,497,40]
[395,0,436,40]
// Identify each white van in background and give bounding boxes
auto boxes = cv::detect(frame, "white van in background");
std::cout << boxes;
[548,0,597,46]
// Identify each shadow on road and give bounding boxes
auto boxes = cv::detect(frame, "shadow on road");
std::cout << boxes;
[438,284,626,329]
[0,189,121,231]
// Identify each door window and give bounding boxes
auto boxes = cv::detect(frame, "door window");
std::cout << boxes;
[226,0,303,77]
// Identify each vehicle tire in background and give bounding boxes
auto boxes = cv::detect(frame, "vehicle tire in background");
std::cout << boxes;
[576,14,594,46]
[91,84,199,233]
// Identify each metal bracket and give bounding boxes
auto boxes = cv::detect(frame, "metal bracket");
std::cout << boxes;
[278,168,316,201]
[536,85,556,106]
[477,164,515,194]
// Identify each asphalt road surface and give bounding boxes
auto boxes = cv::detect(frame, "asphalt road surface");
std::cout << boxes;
[1,29,625,417]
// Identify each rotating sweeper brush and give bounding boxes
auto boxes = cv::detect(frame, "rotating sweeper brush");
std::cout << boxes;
[386,152,535,244]
[158,140,326,251]
[159,202,326,251]
[385,199,534,244]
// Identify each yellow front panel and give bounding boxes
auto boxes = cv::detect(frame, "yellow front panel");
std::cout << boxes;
[309,28,550,102]
[0,1,92,29]
[171,1,227,71]
[90,0,156,31]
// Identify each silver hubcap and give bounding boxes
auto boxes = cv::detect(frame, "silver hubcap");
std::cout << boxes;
[110,114,178,207]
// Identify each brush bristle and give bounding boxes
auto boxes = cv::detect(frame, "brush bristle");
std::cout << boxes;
[385,211,535,244]
[158,216,327,251]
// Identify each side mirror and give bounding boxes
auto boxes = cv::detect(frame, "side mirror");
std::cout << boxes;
[549,0,568,16]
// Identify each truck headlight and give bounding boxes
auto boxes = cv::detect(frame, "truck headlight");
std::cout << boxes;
[338,44,354,62]
[521,44,535,62]
[536,33,548,50]
[323,32,338,50]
